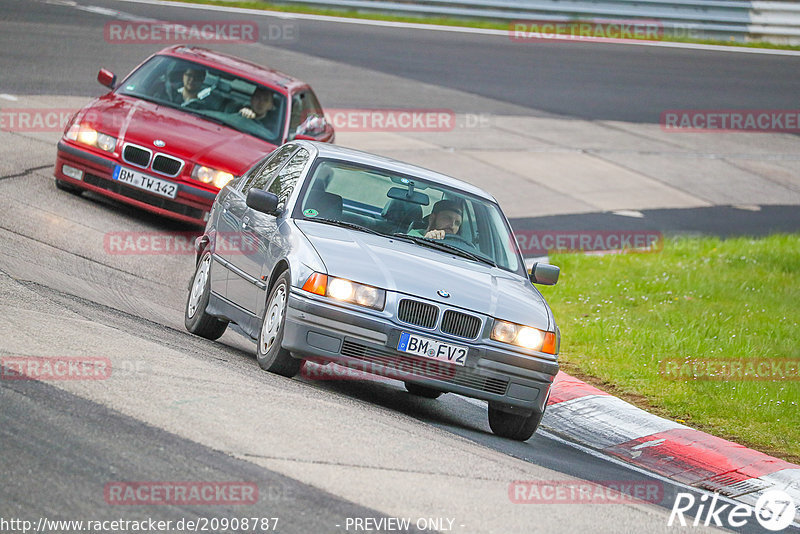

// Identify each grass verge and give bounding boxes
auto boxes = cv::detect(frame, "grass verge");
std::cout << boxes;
[537,234,800,463]
[165,0,800,51]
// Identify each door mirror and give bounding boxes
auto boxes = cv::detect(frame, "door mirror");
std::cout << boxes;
[246,189,280,216]
[97,68,116,89]
[529,263,559,286]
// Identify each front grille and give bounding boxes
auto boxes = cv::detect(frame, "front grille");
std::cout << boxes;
[341,340,508,395]
[397,298,438,329]
[84,173,205,221]
[440,310,482,339]
[122,144,151,167]
[152,154,183,177]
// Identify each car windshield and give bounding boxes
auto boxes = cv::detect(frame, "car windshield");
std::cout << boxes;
[295,159,522,273]
[117,55,286,145]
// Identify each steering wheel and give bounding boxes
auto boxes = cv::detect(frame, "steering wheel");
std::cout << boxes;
[443,233,478,251]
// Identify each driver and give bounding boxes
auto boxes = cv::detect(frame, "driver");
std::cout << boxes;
[411,199,463,240]
[238,87,280,131]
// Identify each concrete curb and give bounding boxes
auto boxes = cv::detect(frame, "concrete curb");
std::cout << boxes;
[542,371,800,520]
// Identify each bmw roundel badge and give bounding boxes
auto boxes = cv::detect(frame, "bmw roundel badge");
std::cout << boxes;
[153,139,166,147]
[437,290,450,298]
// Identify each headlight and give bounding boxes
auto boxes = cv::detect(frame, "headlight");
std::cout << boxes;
[491,319,557,354]
[66,124,116,153]
[192,165,234,189]
[302,273,385,310]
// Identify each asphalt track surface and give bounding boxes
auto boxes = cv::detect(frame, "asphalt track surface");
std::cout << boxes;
[0,1,797,533]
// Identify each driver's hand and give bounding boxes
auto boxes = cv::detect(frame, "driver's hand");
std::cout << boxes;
[239,107,256,119]
[424,229,445,240]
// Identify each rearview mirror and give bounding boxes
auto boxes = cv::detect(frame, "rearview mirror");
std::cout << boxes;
[246,189,280,216]
[387,186,430,206]
[529,263,559,286]
[97,68,116,89]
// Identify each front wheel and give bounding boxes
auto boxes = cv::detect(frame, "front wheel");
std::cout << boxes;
[185,252,228,340]
[488,404,543,441]
[256,270,302,377]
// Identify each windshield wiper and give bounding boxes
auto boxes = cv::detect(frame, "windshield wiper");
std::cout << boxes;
[309,218,384,236]
[391,234,496,267]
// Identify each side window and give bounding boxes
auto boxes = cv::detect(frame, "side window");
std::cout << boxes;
[289,91,325,137]
[241,145,296,195]
[266,149,310,209]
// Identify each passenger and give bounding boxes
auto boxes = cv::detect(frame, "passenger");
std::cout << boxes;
[177,67,206,106]
[410,199,463,240]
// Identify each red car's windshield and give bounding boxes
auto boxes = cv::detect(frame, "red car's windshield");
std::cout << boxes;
[118,55,286,145]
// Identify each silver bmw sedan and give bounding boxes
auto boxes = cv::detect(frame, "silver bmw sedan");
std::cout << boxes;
[185,141,560,441]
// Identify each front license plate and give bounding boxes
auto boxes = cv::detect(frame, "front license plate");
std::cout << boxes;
[113,165,178,199]
[397,332,467,366]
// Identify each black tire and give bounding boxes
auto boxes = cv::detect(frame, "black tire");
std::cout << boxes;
[404,382,443,399]
[488,404,544,441]
[256,270,302,377]
[55,178,83,195]
[185,252,228,340]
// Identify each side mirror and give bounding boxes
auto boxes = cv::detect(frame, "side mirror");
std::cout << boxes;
[97,68,116,89]
[246,189,280,216]
[529,263,559,286]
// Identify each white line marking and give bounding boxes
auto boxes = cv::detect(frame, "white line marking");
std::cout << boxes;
[0,94,19,101]
[611,209,645,218]
[107,0,800,56]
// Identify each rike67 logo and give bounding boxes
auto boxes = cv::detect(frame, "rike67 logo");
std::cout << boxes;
[669,489,796,531]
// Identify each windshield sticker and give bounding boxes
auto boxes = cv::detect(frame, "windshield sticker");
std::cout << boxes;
[303,208,319,218]
[125,85,136,91]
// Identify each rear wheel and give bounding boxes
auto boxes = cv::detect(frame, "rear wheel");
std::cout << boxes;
[185,252,228,340]
[404,382,443,399]
[256,270,302,377]
[488,404,543,441]
[55,178,83,195]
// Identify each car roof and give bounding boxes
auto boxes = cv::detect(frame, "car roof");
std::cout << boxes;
[159,45,307,93]
[297,141,497,202]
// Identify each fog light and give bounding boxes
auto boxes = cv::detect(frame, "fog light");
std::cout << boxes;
[62,164,83,180]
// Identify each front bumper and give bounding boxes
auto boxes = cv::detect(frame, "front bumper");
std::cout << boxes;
[54,140,218,226]
[282,290,558,414]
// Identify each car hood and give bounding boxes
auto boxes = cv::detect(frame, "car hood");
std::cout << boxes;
[78,93,276,174]
[295,220,551,331]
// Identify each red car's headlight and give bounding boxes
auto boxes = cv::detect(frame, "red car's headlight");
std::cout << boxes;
[192,165,234,189]
[66,124,116,153]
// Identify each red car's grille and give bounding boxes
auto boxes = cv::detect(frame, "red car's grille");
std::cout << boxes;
[123,144,151,167]
[152,154,183,177]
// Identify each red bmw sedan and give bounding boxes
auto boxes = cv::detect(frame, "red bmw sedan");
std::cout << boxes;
[54,45,335,225]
